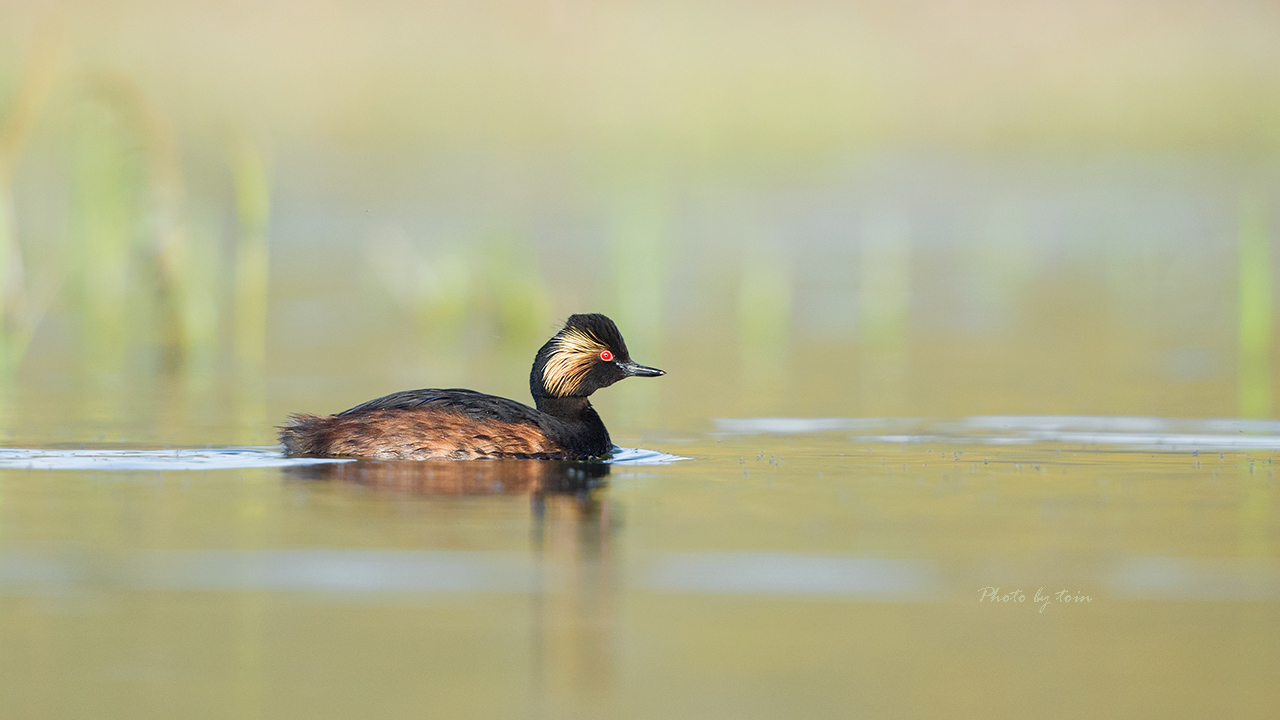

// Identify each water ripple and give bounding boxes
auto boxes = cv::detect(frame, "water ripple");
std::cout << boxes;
[715,415,1280,450]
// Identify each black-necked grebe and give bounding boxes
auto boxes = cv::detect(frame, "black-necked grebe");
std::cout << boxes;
[279,313,664,460]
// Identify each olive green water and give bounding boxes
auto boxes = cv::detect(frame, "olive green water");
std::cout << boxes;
[1,424,1278,719]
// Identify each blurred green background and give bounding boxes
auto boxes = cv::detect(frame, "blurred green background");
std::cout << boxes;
[3,5,1280,720]
[2,0,1280,443]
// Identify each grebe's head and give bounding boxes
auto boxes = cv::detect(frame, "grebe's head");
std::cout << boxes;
[531,313,664,399]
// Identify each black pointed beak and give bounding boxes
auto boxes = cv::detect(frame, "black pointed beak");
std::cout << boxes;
[619,361,665,378]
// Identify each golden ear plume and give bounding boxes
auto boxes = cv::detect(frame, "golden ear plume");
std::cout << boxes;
[542,327,605,396]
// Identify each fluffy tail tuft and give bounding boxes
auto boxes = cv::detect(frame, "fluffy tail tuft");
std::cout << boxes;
[278,414,337,457]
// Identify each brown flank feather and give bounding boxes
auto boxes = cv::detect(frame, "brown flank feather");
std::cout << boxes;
[279,409,566,460]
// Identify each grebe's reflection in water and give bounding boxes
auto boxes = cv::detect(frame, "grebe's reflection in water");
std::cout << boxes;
[284,458,610,496]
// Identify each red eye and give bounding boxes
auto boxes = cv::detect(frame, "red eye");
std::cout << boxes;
[600,350,613,362]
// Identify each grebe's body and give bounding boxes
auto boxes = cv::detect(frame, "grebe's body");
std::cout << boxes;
[280,314,663,460]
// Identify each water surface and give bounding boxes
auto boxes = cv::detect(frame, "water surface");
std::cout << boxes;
[1,420,1276,719]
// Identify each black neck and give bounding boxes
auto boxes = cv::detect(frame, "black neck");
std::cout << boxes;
[532,394,611,456]
[532,394,592,418]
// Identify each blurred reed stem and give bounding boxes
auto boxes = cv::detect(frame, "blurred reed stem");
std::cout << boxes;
[231,139,271,439]
[0,29,59,382]
[232,139,270,369]
[1238,192,1272,419]
[70,91,143,384]
[117,77,199,370]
